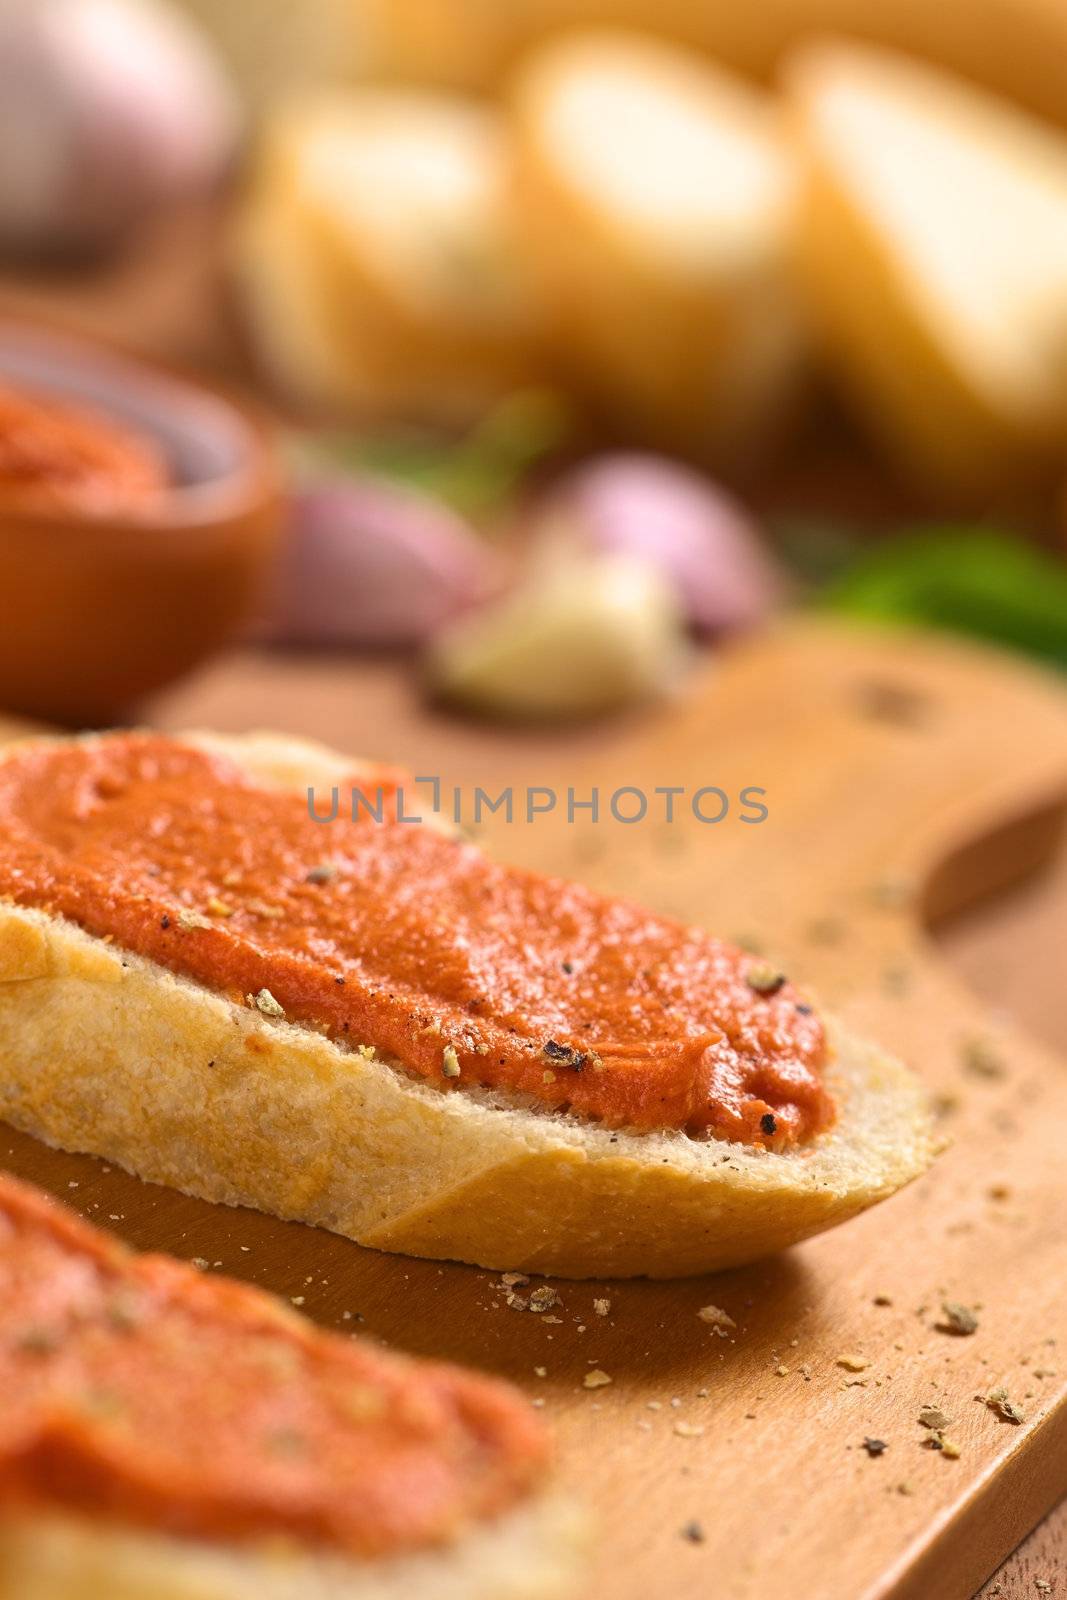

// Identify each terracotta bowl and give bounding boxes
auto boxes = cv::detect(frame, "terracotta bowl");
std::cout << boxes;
[0,320,282,725]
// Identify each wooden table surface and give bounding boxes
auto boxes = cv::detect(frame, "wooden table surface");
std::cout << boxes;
[949,851,1067,1599]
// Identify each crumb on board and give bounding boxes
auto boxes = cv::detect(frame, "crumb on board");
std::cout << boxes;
[961,1035,1006,1080]
[938,1302,979,1337]
[836,1353,870,1372]
[982,1388,1025,1424]
[583,1370,612,1390]
[697,1304,736,1331]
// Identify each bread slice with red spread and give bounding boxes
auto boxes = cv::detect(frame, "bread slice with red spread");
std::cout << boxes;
[0,1172,582,1600]
[0,730,935,1279]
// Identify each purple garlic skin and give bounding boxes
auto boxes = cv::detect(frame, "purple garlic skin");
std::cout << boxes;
[265,477,496,649]
[0,0,239,256]
[541,452,784,634]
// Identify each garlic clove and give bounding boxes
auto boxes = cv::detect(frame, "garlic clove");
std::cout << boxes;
[264,476,496,649]
[426,550,687,721]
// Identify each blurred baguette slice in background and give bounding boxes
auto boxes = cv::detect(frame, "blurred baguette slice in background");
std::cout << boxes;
[368,0,1067,127]
[786,43,1067,500]
[367,0,779,92]
[509,31,805,465]
[235,179,367,414]
[171,0,368,111]
[234,93,542,425]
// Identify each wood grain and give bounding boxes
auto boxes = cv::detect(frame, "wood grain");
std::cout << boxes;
[950,850,1067,1600]
[1,620,1064,1599]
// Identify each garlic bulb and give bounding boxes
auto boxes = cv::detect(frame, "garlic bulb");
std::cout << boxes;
[0,0,239,255]
[538,453,784,635]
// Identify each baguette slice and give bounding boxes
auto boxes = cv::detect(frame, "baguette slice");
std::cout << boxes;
[366,0,776,90]
[0,1174,582,1600]
[509,31,805,463]
[786,42,1067,499]
[234,92,541,426]
[367,0,1067,132]
[0,731,935,1280]
[170,0,366,112]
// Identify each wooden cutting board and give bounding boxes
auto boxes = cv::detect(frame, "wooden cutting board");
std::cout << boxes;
[4,618,1066,1600]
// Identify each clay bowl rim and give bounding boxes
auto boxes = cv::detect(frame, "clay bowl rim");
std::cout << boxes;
[0,314,281,539]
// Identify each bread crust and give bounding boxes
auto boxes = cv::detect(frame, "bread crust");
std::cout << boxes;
[0,1495,583,1600]
[0,732,935,1279]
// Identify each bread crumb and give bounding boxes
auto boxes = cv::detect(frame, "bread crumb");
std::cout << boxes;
[938,1302,978,1336]
[593,1298,610,1316]
[837,1354,869,1372]
[982,1388,1024,1424]
[442,1045,461,1078]
[583,1370,612,1390]
[251,988,285,1019]
[745,961,786,996]
[673,1420,705,1438]
[962,1035,1006,1079]
[177,908,211,931]
[697,1304,736,1331]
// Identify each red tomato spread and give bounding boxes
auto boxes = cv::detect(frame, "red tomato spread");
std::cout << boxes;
[0,734,833,1145]
[0,384,168,516]
[0,1174,547,1555]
